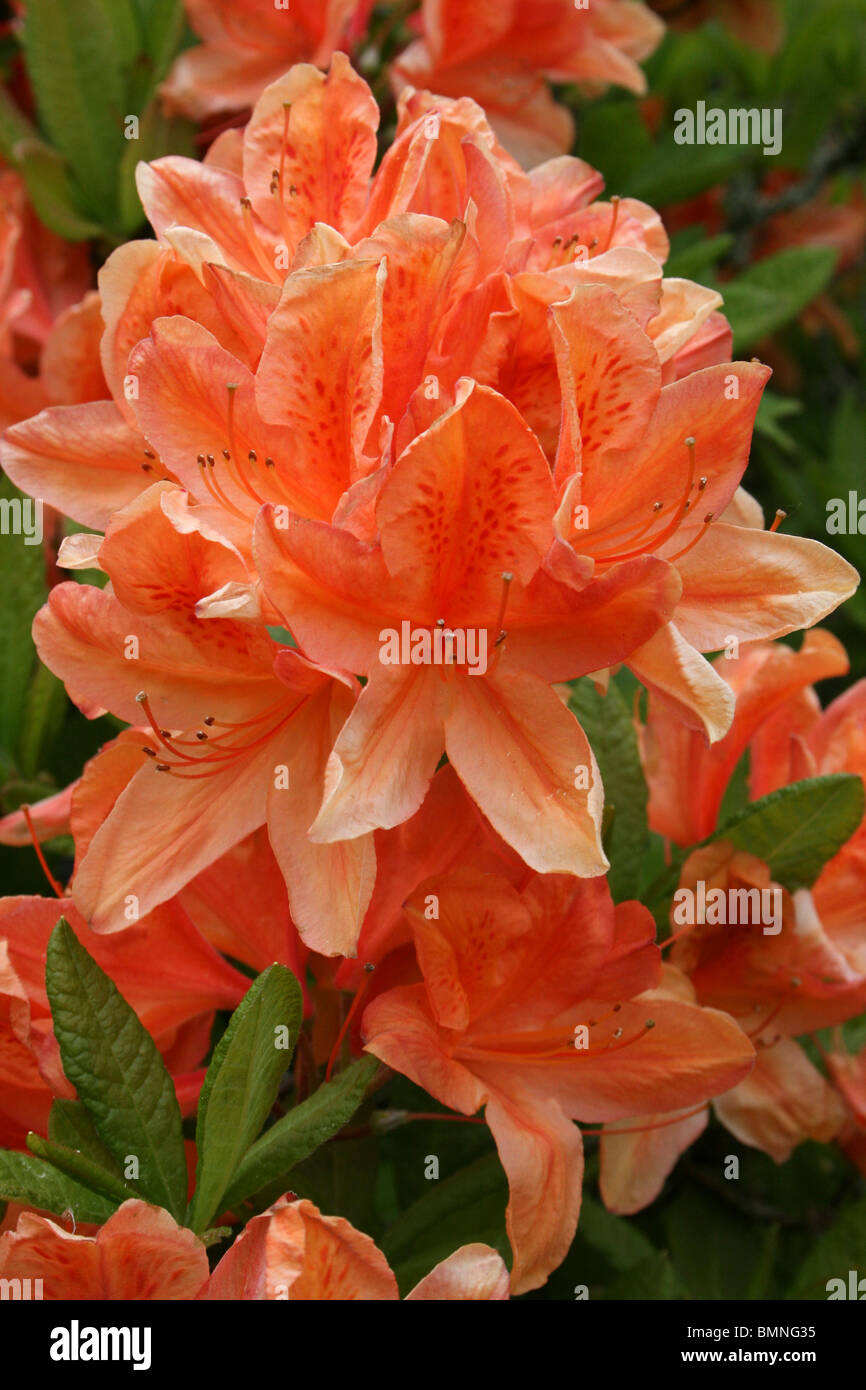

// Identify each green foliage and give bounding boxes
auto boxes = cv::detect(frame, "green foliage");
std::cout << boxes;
[0,0,193,241]
[569,675,649,902]
[46,918,189,1220]
[189,965,303,1232]
[220,1055,378,1213]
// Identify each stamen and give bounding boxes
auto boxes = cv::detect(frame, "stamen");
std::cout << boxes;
[591,435,698,564]
[769,509,787,533]
[239,196,281,281]
[665,512,714,562]
[21,804,64,898]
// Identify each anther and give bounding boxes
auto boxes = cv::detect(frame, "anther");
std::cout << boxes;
[203,716,215,726]
[142,746,157,757]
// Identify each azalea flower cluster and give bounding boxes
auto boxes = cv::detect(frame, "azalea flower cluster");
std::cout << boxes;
[0,50,862,1301]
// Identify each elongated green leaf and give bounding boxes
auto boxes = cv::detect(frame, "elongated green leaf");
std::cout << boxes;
[0,1148,116,1225]
[26,1133,136,1207]
[117,98,195,234]
[23,0,136,220]
[46,918,188,1221]
[720,246,837,352]
[15,140,104,242]
[17,661,67,780]
[221,1055,378,1212]
[569,677,648,901]
[0,476,44,754]
[190,965,302,1233]
[131,0,187,83]
[48,1099,125,1177]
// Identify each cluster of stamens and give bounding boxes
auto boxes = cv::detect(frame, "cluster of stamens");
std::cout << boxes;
[136,690,302,780]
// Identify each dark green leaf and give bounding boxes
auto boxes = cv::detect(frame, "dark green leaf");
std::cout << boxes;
[0,476,45,753]
[49,1099,125,1177]
[719,774,864,891]
[221,1055,378,1212]
[26,1132,136,1207]
[46,918,188,1220]
[569,677,648,901]
[381,1152,509,1295]
[0,1147,116,1224]
[189,964,302,1232]
[789,1195,866,1298]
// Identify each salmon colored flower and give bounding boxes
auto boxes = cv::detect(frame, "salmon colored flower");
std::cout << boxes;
[362,868,754,1292]
[31,484,374,954]
[599,634,866,1211]
[0,1196,509,1300]
[550,289,857,740]
[0,1200,210,1299]
[254,376,679,874]
[160,0,370,120]
[393,0,665,166]
[2,63,722,541]
[208,1196,510,1299]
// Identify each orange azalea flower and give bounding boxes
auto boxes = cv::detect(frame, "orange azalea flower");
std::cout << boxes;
[3,63,722,541]
[600,633,866,1212]
[0,168,97,428]
[393,0,665,166]
[550,289,857,740]
[0,1196,509,1300]
[160,0,370,120]
[208,1196,509,1299]
[254,376,679,874]
[362,868,754,1293]
[0,1200,210,1299]
[32,484,374,955]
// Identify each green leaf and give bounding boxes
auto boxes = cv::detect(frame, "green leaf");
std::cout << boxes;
[664,1186,769,1299]
[789,1195,866,1298]
[600,1250,681,1300]
[49,1099,126,1177]
[189,964,302,1233]
[569,677,648,901]
[381,1152,509,1295]
[0,1147,116,1225]
[0,476,45,754]
[0,86,40,166]
[719,246,837,352]
[15,140,105,241]
[17,662,67,780]
[646,774,864,927]
[22,0,137,222]
[719,774,864,892]
[221,1055,379,1212]
[117,98,195,234]
[46,918,188,1221]
[754,391,804,455]
[26,1133,137,1208]
[665,233,735,280]
[131,0,187,84]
